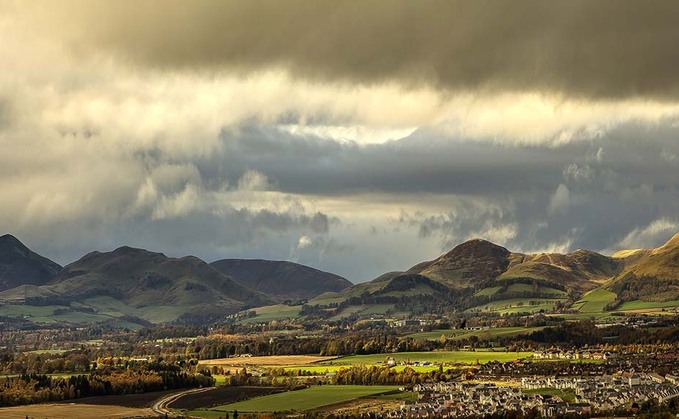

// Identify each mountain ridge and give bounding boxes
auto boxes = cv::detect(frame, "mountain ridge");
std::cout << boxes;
[312,233,679,313]
[0,234,62,291]
[210,258,352,302]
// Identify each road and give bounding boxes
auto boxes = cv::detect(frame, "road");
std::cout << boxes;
[151,386,216,417]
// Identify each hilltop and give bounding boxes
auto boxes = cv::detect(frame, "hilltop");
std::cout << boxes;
[210,259,352,302]
[0,246,275,325]
[309,234,679,318]
[0,234,62,291]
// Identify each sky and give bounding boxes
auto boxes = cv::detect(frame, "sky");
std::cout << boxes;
[2,0,679,283]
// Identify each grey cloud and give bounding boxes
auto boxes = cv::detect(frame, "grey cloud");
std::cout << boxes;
[207,122,679,198]
[39,0,679,100]
[205,121,679,255]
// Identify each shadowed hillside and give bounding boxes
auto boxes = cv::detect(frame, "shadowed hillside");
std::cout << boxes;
[0,234,62,291]
[210,259,352,302]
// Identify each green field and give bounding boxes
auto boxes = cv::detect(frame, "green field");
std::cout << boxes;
[237,305,302,324]
[574,288,616,313]
[617,299,679,311]
[523,388,576,403]
[407,327,546,341]
[283,364,443,374]
[467,298,564,314]
[200,385,399,413]
[474,287,501,296]
[0,299,182,325]
[325,350,531,366]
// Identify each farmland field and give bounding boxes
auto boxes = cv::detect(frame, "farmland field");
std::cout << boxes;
[325,350,531,366]
[0,403,153,419]
[237,304,302,324]
[407,326,545,341]
[466,298,565,314]
[69,389,179,407]
[198,355,336,368]
[575,288,616,313]
[170,386,283,410]
[617,299,679,312]
[198,385,399,414]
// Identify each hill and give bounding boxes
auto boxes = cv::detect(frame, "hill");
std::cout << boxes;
[310,238,625,316]
[209,259,352,302]
[0,234,62,291]
[607,232,679,306]
[0,246,275,325]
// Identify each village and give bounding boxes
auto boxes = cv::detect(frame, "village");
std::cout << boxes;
[381,372,679,418]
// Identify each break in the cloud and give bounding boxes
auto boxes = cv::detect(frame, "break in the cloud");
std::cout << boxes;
[2,1,679,282]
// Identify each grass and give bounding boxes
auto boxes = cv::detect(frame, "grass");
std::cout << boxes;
[407,327,546,341]
[617,300,679,311]
[505,283,567,296]
[474,287,501,296]
[22,349,68,355]
[325,351,531,366]
[523,388,576,403]
[237,305,302,324]
[213,374,228,385]
[206,385,399,413]
[467,298,565,314]
[0,298,187,324]
[575,288,616,313]
[0,403,153,419]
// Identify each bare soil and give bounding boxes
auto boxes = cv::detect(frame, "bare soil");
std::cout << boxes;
[169,386,283,410]
[68,389,178,407]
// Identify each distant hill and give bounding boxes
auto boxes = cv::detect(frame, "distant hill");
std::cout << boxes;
[311,238,625,315]
[0,234,61,291]
[0,246,275,325]
[210,259,352,302]
[608,232,679,305]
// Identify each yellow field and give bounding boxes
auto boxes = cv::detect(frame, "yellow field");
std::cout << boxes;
[198,355,337,367]
[0,403,153,419]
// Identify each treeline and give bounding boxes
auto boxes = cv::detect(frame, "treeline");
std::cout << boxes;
[0,352,91,375]
[312,365,457,386]
[527,319,679,345]
[190,334,434,359]
[0,364,214,407]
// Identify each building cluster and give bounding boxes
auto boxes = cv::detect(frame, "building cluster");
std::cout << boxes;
[385,383,550,418]
[521,374,679,412]
[531,349,617,360]
[380,373,679,418]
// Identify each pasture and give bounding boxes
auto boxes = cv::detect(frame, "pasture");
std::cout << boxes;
[203,385,399,413]
[466,298,565,314]
[237,304,302,324]
[198,355,336,368]
[325,350,532,366]
[617,299,679,312]
[574,288,616,313]
[407,326,545,341]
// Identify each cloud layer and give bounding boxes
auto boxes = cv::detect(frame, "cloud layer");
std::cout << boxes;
[2,2,679,282]
[32,0,679,100]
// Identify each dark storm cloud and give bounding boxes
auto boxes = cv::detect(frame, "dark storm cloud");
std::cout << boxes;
[45,0,679,100]
[208,123,679,197]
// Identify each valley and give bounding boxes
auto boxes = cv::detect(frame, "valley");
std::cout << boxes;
[3,233,679,418]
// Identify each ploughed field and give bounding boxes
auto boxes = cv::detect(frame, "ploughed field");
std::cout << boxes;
[169,386,283,410]
[69,389,180,407]
[188,385,400,416]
